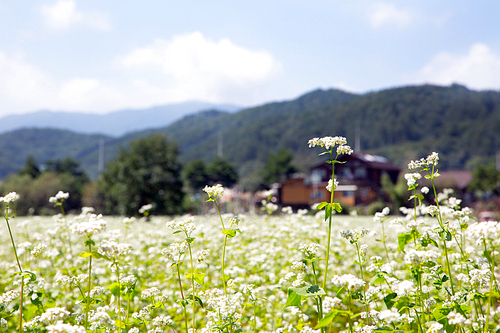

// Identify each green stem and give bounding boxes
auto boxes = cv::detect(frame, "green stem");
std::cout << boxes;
[187,240,196,331]
[175,263,188,333]
[355,243,369,326]
[2,207,25,333]
[115,264,122,332]
[84,242,93,330]
[222,235,228,296]
[214,198,228,296]
[322,151,336,290]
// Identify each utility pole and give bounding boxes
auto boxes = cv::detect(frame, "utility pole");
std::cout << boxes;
[98,139,105,175]
[218,131,223,157]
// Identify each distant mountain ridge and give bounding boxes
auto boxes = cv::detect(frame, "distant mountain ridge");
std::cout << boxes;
[0,84,499,184]
[0,101,241,137]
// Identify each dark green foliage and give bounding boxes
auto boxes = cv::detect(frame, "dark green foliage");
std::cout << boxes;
[98,135,184,216]
[18,155,40,178]
[183,160,211,191]
[0,84,500,185]
[0,157,89,215]
[468,163,500,196]
[381,172,409,209]
[206,156,238,188]
[262,148,297,185]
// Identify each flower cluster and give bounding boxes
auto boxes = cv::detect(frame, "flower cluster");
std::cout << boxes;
[98,239,132,258]
[308,136,346,150]
[373,207,390,223]
[49,191,69,203]
[404,173,421,187]
[71,214,107,237]
[203,184,224,199]
[407,152,439,170]
[340,228,369,243]
[166,216,196,236]
[0,191,18,203]
[326,178,339,192]
[331,274,366,291]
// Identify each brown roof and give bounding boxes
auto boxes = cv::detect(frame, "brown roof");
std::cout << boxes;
[434,171,473,189]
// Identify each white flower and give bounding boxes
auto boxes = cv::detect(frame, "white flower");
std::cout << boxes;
[331,274,365,291]
[71,214,106,237]
[98,240,132,258]
[141,287,161,299]
[46,321,86,333]
[404,173,421,187]
[447,311,466,325]
[139,204,153,214]
[203,184,224,199]
[0,191,18,203]
[308,136,347,150]
[421,186,429,194]
[326,178,339,192]
[31,244,48,257]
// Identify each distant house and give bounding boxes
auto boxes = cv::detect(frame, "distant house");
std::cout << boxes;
[279,152,401,208]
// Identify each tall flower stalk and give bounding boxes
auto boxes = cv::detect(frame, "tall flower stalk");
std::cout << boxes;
[0,192,25,333]
[308,136,353,289]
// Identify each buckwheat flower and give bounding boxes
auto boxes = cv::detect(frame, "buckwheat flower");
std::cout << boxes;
[98,239,132,258]
[31,243,48,257]
[326,178,339,192]
[139,204,153,214]
[421,186,429,194]
[405,173,421,187]
[299,326,320,333]
[0,290,20,306]
[122,216,136,224]
[129,328,140,333]
[90,286,107,298]
[151,315,173,327]
[71,214,106,237]
[1,318,6,330]
[468,221,500,244]
[291,261,307,273]
[0,191,18,203]
[141,287,161,299]
[228,216,240,228]
[340,228,369,243]
[374,207,390,222]
[337,144,353,155]
[40,307,70,324]
[322,296,345,313]
[203,184,224,199]
[308,136,347,150]
[360,244,368,257]
[355,326,375,333]
[71,274,88,284]
[447,311,466,325]
[426,152,439,166]
[197,249,210,264]
[394,280,415,296]
[299,243,321,259]
[161,241,188,262]
[426,322,443,333]
[46,321,86,333]
[282,206,293,214]
[426,205,439,217]
[331,274,366,291]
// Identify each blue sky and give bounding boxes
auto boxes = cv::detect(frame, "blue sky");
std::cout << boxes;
[0,0,499,117]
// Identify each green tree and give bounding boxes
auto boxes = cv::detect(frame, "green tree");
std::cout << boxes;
[206,156,238,188]
[262,148,297,185]
[468,163,500,197]
[381,172,408,210]
[184,159,211,191]
[99,135,184,216]
[18,155,41,178]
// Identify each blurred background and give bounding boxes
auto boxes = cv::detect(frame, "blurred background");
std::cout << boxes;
[0,0,499,217]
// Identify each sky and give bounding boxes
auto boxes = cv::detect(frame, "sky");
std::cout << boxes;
[0,0,499,117]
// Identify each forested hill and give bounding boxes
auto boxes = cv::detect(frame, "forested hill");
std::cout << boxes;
[0,84,498,183]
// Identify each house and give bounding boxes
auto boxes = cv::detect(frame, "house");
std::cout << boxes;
[279,152,401,208]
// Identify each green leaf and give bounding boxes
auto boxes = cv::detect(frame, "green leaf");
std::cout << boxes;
[332,203,342,213]
[172,230,182,234]
[316,202,328,210]
[315,310,338,328]
[222,229,237,238]
[21,270,37,282]
[383,292,398,309]
[108,282,121,297]
[397,232,413,253]
[115,320,127,329]
[282,289,301,310]
[292,285,326,297]
[370,273,386,285]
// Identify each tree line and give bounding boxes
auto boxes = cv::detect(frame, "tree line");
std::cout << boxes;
[0,135,297,216]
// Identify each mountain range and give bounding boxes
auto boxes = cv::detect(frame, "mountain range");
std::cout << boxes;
[0,83,499,186]
[0,101,241,137]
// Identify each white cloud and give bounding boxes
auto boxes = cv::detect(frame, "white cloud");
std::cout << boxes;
[0,33,282,116]
[410,43,500,90]
[120,32,282,101]
[368,3,413,28]
[41,0,110,31]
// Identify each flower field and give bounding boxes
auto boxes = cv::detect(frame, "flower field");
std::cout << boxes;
[1,139,500,333]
